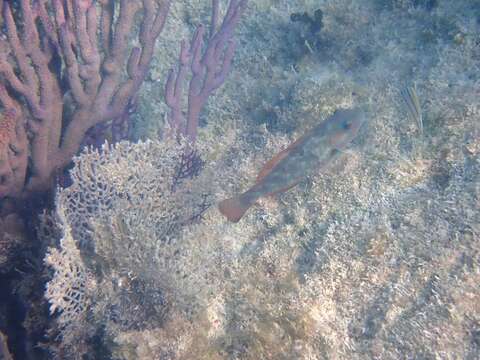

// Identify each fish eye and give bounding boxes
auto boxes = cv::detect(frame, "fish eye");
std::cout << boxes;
[342,122,352,130]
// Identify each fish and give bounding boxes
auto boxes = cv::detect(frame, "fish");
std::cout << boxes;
[400,83,423,135]
[218,108,366,222]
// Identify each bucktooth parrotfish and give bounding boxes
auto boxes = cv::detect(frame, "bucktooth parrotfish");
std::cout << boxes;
[218,108,366,222]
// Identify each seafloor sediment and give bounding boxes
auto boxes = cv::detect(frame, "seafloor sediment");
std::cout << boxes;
[42,0,479,359]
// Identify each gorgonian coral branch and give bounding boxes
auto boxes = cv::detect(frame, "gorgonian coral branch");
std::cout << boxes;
[0,0,171,198]
[165,0,247,142]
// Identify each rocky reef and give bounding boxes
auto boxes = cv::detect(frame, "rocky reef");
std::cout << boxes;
[40,0,480,358]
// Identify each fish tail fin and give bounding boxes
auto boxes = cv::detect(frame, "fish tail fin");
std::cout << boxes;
[218,195,252,223]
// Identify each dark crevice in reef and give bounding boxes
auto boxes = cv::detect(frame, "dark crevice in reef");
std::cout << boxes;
[1,271,29,359]
[1,269,50,359]
[0,196,53,360]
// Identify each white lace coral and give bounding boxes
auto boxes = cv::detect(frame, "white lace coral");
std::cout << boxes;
[44,211,95,332]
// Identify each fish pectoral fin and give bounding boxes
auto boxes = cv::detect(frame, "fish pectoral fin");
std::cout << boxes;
[256,135,305,184]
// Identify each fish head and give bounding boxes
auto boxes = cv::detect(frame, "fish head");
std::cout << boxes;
[327,108,366,150]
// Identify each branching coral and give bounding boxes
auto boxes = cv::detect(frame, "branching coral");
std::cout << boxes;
[0,0,171,198]
[44,215,95,351]
[45,224,92,326]
[44,137,227,356]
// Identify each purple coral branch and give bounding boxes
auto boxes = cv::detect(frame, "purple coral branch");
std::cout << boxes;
[0,0,172,198]
[165,0,247,142]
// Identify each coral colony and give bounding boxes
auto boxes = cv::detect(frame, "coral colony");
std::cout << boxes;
[0,2,246,355]
[166,0,247,142]
[0,0,169,198]
[0,0,245,200]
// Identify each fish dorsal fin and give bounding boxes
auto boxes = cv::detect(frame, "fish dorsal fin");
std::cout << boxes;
[256,135,305,184]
